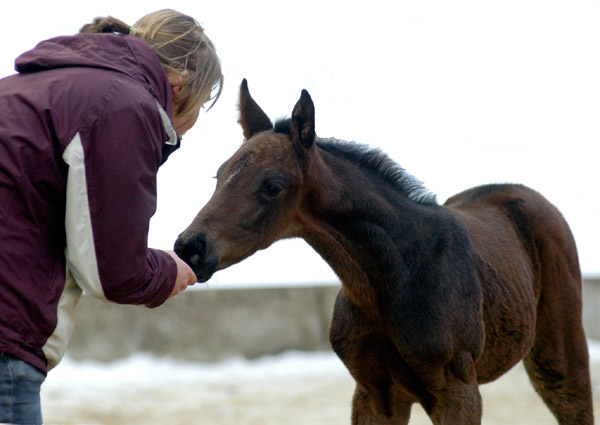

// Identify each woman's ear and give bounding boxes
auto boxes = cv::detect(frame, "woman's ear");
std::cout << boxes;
[168,71,189,99]
[171,85,182,97]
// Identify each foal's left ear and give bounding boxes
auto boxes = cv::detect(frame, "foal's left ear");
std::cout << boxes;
[291,90,316,153]
[238,79,273,140]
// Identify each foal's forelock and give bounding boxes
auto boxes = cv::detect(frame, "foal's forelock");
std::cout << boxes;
[221,153,251,185]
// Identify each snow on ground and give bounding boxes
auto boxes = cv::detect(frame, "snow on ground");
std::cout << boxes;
[41,342,600,424]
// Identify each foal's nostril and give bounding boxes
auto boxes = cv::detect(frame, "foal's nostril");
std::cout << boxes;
[190,233,206,257]
[174,233,207,268]
[190,254,202,267]
[174,232,218,282]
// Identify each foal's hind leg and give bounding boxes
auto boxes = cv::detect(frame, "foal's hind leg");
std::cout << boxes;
[523,320,594,424]
[519,193,595,423]
[523,277,594,423]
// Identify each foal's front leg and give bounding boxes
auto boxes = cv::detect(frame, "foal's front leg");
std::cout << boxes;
[425,379,482,425]
[351,385,412,425]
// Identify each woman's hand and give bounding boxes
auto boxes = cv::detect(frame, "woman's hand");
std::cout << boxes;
[164,250,197,298]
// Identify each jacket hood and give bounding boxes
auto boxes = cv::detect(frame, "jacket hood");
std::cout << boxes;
[15,33,174,118]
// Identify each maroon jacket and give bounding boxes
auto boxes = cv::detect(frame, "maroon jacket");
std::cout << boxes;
[0,33,179,372]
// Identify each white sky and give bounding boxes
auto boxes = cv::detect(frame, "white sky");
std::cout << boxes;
[2,1,599,285]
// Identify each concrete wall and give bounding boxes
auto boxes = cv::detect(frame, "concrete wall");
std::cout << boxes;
[67,278,600,362]
[583,278,600,340]
[67,284,340,362]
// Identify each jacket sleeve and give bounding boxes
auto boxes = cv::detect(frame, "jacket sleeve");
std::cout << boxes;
[62,87,177,308]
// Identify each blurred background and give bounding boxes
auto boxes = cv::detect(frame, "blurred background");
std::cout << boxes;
[2,0,597,285]
[2,1,599,423]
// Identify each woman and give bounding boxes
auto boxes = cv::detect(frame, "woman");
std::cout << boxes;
[0,9,223,424]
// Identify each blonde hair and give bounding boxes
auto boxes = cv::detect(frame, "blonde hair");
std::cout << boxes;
[80,9,223,118]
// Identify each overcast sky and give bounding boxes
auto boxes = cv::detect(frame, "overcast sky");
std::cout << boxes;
[2,0,599,285]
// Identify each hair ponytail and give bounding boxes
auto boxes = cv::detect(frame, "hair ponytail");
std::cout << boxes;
[79,17,130,35]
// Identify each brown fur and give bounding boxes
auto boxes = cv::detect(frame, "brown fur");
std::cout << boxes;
[175,80,593,424]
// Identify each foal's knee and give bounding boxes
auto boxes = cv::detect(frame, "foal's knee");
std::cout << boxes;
[427,381,482,425]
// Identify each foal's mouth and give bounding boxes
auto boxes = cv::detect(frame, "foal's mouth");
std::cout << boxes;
[191,258,219,283]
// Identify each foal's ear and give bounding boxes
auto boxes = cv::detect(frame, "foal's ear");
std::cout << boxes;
[238,79,273,140]
[291,89,316,153]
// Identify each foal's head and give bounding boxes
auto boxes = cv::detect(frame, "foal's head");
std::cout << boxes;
[175,80,317,281]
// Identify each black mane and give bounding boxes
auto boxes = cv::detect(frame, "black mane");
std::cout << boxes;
[273,118,292,134]
[274,118,437,205]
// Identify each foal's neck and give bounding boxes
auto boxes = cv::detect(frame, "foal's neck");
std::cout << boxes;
[298,146,439,311]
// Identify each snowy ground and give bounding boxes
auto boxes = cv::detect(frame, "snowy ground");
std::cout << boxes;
[41,342,600,425]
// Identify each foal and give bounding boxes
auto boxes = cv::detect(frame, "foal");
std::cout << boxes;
[175,80,593,424]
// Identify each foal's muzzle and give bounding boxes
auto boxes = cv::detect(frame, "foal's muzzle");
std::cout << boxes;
[174,233,218,282]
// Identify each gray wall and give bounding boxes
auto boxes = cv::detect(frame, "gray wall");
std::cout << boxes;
[68,284,339,362]
[583,278,600,340]
[67,278,600,362]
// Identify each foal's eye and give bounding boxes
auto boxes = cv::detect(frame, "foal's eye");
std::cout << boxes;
[261,180,284,198]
